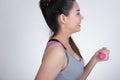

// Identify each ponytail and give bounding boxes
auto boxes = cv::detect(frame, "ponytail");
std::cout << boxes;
[39,0,49,24]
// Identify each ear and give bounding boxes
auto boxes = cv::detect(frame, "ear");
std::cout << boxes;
[59,14,66,24]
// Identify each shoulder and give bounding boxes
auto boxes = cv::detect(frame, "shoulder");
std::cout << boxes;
[42,42,66,64]
[35,43,67,79]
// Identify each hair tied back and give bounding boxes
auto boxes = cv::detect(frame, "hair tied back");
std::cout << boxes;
[40,0,51,7]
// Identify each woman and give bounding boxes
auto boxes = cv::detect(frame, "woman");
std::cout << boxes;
[35,0,110,80]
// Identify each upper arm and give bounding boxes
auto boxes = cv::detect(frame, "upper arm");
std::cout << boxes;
[35,43,66,80]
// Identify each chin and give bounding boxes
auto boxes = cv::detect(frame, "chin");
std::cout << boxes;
[76,28,81,32]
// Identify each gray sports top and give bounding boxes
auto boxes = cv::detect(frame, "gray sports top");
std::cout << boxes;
[47,39,84,80]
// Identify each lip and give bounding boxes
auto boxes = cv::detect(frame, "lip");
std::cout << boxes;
[78,25,81,27]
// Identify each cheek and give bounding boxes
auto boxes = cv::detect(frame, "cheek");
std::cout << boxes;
[65,19,80,33]
[72,15,80,22]
[75,16,81,23]
[67,20,77,29]
[66,15,80,28]
[71,17,80,26]
[70,16,77,24]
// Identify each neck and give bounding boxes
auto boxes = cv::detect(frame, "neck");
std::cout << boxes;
[52,32,71,46]
[52,24,73,46]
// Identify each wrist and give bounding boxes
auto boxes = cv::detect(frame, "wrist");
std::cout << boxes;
[91,56,98,64]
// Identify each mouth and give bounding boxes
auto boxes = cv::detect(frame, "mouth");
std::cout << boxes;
[78,25,81,27]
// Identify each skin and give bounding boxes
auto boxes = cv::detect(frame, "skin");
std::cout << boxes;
[35,1,110,80]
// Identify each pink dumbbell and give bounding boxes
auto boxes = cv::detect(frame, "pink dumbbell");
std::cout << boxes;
[98,52,106,60]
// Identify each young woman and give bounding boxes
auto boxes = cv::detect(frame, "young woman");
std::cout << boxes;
[35,0,110,80]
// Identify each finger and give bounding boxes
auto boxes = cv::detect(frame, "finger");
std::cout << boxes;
[102,47,107,50]
[107,50,110,54]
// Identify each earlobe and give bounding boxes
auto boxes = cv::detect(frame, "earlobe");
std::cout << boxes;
[59,14,66,24]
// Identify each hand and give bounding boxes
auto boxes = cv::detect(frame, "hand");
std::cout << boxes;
[92,47,110,62]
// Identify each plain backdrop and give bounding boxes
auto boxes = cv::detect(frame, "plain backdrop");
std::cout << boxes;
[0,0,120,80]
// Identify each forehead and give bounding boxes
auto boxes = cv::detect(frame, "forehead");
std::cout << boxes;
[70,1,80,12]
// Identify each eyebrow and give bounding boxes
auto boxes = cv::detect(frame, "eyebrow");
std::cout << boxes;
[76,9,80,12]
[77,9,80,11]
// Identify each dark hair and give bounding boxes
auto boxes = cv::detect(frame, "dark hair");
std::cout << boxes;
[39,0,82,58]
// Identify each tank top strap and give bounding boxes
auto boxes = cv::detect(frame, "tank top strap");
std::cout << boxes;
[47,39,66,50]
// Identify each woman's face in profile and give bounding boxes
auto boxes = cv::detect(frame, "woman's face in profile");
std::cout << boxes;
[65,1,83,33]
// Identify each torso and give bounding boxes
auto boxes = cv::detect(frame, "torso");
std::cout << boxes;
[55,47,84,80]
[47,38,84,80]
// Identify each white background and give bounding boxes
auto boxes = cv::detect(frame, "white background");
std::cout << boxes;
[0,0,120,80]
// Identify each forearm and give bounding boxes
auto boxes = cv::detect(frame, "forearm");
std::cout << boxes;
[79,47,110,80]
[80,57,98,80]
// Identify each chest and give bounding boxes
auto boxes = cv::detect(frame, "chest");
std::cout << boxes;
[66,45,81,61]
[56,50,84,80]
